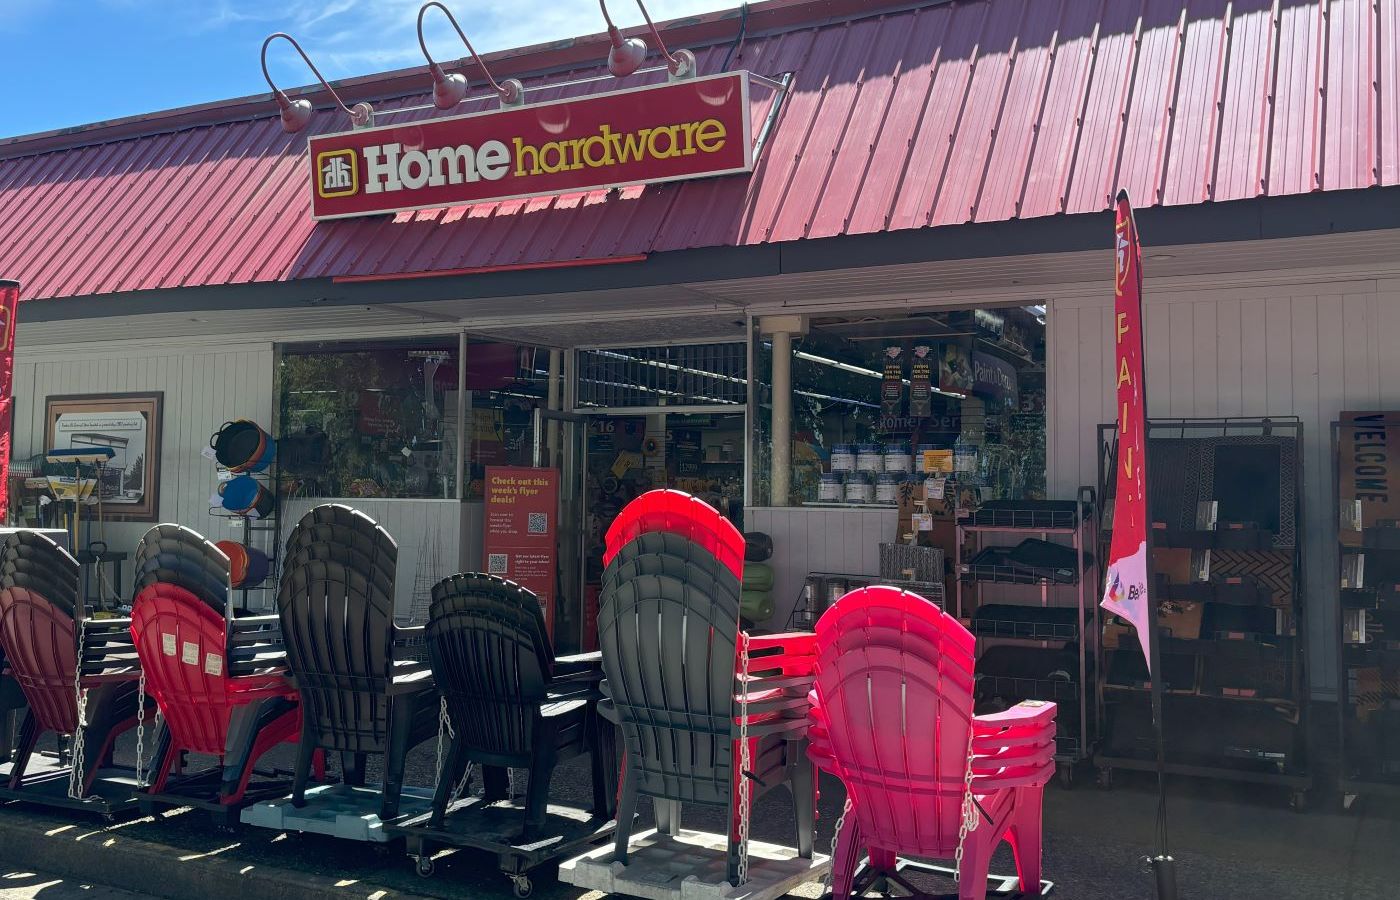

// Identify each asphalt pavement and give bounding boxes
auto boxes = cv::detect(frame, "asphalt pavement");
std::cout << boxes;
[1,731,1398,899]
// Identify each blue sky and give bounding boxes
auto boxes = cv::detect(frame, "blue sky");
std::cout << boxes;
[1,0,734,139]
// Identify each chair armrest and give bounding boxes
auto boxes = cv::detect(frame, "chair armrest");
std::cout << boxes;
[744,632,817,656]
[388,659,434,694]
[554,652,603,677]
[598,697,619,724]
[392,623,426,642]
[973,699,1057,732]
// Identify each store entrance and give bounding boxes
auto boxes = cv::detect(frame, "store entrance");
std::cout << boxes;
[577,409,747,647]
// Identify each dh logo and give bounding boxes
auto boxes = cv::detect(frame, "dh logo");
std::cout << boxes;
[316,149,358,198]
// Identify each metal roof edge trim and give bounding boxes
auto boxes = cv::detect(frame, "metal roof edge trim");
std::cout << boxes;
[0,0,945,161]
[17,186,1400,321]
[329,254,649,283]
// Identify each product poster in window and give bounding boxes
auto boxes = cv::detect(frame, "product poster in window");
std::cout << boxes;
[44,393,163,520]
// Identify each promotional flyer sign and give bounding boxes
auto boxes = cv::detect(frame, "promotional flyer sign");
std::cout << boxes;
[1101,191,1154,669]
[0,281,17,520]
[309,72,753,220]
[483,466,560,637]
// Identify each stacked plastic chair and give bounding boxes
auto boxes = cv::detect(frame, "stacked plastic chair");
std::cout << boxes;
[0,531,145,811]
[809,587,1056,899]
[277,504,437,821]
[596,490,818,888]
[393,573,617,891]
[128,524,308,822]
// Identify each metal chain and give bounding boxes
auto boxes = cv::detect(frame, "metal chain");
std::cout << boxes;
[432,697,474,804]
[67,621,89,801]
[953,723,980,882]
[736,632,753,886]
[825,797,853,885]
[134,669,147,786]
[432,697,453,792]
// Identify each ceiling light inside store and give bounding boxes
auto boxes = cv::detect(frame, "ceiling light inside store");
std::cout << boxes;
[792,349,965,399]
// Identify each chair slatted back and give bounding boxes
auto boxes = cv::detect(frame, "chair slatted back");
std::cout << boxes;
[603,489,745,579]
[0,533,82,734]
[278,545,397,752]
[0,586,77,734]
[598,571,738,805]
[812,587,975,856]
[130,583,234,756]
[427,574,553,759]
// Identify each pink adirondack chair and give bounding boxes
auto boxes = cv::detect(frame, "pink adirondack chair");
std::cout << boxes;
[809,586,1056,899]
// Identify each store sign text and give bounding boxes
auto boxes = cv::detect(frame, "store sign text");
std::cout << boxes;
[309,72,753,220]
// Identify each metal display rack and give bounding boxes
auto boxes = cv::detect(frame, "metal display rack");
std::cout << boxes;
[208,467,279,613]
[1333,418,1400,810]
[954,488,1100,784]
[1094,417,1310,808]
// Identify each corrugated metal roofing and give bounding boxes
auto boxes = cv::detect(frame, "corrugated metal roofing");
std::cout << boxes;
[0,0,1396,302]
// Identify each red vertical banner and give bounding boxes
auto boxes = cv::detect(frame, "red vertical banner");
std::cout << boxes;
[483,466,560,638]
[0,281,18,523]
[1100,192,1154,669]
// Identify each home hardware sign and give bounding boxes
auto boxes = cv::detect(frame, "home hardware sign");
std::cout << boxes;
[308,72,752,220]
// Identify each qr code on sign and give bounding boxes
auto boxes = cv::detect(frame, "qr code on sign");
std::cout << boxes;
[487,553,508,574]
[527,512,549,534]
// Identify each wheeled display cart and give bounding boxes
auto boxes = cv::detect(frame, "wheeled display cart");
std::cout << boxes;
[1095,417,1311,808]
[1333,414,1400,810]
[955,490,1100,785]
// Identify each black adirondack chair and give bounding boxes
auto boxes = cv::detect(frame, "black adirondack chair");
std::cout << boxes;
[425,573,616,839]
[598,566,816,884]
[277,506,436,820]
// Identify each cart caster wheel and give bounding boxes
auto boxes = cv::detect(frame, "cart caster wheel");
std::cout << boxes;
[1096,767,1113,790]
[1289,790,1309,813]
[416,856,435,878]
[511,875,532,898]
[1056,763,1075,789]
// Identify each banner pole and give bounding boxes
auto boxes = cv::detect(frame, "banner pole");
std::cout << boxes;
[1143,524,1178,897]
[1129,210,1177,900]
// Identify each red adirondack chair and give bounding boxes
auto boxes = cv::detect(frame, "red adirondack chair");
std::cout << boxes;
[809,586,1056,899]
[0,589,143,797]
[130,582,306,806]
[603,488,747,578]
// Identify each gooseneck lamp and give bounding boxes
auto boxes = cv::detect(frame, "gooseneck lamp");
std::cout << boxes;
[260,32,374,133]
[417,2,525,109]
[599,0,696,79]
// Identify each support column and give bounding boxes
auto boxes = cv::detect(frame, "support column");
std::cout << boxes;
[759,316,808,507]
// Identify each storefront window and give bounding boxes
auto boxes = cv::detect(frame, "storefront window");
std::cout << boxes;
[277,339,459,499]
[755,307,1047,507]
[462,341,554,501]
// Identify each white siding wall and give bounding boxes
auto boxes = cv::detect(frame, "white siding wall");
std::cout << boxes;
[1049,277,1400,698]
[12,341,276,578]
[746,506,897,628]
[280,498,467,619]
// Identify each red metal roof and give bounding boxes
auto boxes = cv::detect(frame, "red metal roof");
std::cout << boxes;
[1,0,1395,302]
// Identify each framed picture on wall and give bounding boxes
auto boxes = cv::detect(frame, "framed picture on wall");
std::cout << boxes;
[44,392,163,521]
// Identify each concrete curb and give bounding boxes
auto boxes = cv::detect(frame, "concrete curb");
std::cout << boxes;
[0,809,428,900]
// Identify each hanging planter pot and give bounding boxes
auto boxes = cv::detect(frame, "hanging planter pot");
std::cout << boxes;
[219,475,275,518]
[210,420,276,473]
